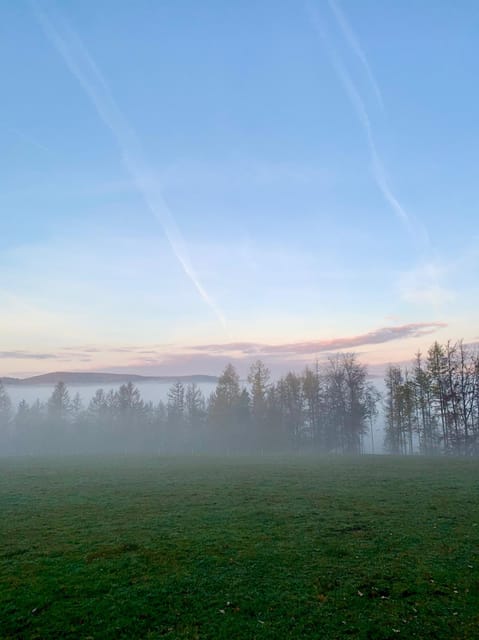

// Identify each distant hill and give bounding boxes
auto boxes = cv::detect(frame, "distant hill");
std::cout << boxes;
[0,372,218,386]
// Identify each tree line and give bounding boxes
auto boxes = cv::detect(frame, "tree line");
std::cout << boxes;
[0,353,379,455]
[384,340,479,456]
[2,339,477,457]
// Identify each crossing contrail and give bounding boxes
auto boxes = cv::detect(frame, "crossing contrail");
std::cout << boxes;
[32,2,226,327]
[8,126,56,155]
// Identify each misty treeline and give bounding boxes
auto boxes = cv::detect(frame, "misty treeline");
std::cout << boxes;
[0,354,380,455]
[3,339,478,457]
[384,340,479,456]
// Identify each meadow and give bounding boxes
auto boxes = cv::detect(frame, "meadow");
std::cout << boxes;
[1,455,479,639]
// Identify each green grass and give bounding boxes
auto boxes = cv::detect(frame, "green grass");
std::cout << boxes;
[1,455,479,639]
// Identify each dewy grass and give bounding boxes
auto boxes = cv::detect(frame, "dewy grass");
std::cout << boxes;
[1,455,479,639]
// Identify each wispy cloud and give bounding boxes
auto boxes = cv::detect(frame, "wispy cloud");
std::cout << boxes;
[0,322,449,378]
[188,322,447,357]
[308,4,428,250]
[0,322,445,365]
[327,0,384,110]
[0,351,55,360]
[32,1,225,327]
[160,159,333,191]
[398,262,455,306]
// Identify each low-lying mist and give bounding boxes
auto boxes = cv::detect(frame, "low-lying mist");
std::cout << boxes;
[1,355,379,457]
[1,339,478,457]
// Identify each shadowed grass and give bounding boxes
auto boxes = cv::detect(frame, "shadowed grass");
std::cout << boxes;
[1,455,479,639]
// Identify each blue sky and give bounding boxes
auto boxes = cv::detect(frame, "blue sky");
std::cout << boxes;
[1,0,479,377]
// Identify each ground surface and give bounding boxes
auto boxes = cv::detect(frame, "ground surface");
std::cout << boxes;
[1,455,479,639]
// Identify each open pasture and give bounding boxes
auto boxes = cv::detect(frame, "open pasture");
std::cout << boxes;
[1,456,479,639]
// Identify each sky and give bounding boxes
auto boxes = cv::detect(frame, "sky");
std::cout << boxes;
[1,0,479,378]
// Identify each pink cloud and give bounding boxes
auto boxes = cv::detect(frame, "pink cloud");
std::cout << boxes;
[1,321,448,378]
[187,322,447,357]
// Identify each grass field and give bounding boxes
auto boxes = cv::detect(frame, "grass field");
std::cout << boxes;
[1,455,479,639]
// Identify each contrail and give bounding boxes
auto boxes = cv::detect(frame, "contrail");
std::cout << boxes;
[8,126,56,155]
[327,0,384,110]
[32,2,226,327]
[308,5,429,250]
